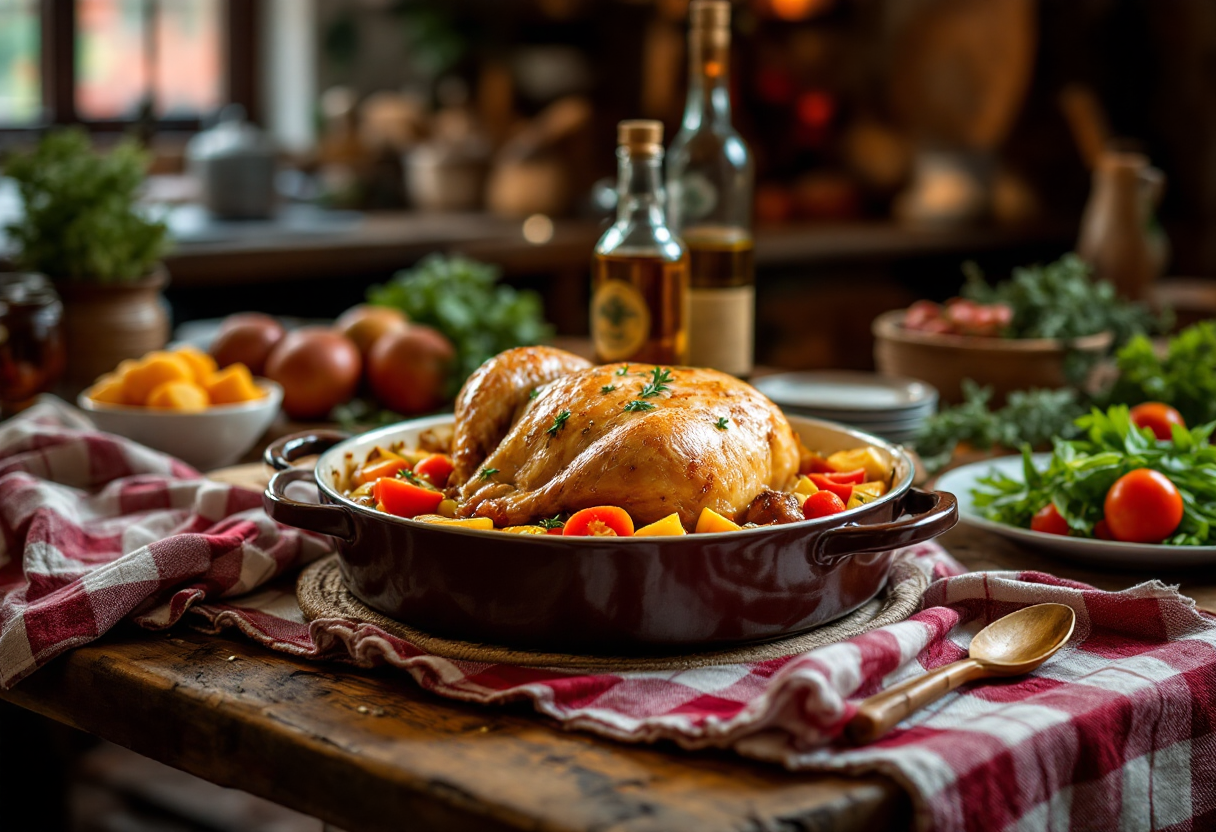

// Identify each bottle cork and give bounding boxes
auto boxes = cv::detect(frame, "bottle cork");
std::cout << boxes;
[618,120,664,155]
[690,0,730,31]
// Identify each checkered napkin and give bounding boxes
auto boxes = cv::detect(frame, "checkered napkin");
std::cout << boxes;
[4,401,1216,832]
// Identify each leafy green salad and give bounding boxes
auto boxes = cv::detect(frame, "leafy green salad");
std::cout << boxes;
[972,406,1216,546]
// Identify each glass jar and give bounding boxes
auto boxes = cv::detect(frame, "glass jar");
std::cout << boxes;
[0,273,65,414]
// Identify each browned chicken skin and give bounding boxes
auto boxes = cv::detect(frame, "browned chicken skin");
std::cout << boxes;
[453,350,800,529]
[449,346,592,487]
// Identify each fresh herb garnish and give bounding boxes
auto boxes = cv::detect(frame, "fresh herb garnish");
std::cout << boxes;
[529,388,540,400]
[914,381,1084,473]
[616,365,630,376]
[623,400,656,412]
[396,468,436,490]
[639,367,674,398]
[601,385,616,394]
[546,410,571,436]
[479,467,499,480]
[538,515,565,530]
[1102,321,1216,426]
[714,416,729,430]
[972,405,1216,545]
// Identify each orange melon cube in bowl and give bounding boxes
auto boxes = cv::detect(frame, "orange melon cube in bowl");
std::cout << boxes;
[86,374,129,405]
[146,380,210,412]
[121,353,195,405]
[173,345,218,384]
[204,363,265,405]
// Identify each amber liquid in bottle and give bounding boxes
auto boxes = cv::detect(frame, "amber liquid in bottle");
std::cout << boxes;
[591,250,690,364]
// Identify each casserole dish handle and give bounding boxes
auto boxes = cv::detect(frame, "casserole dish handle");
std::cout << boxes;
[812,489,958,565]
[264,430,351,471]
[264,468,355,541]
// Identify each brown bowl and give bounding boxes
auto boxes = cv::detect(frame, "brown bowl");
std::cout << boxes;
[263,415,957,653]
[872,309,1113,405]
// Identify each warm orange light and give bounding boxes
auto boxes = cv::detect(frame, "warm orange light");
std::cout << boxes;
[770,0,832,21]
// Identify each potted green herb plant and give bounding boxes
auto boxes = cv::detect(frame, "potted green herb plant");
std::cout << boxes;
[4,129,172,387]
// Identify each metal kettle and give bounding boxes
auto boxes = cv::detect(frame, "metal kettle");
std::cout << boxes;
[186,104,277,220]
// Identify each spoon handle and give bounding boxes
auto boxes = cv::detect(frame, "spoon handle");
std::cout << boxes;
[847,658,987,744]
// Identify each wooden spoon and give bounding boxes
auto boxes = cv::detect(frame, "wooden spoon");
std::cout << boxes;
[847,603,1076,744]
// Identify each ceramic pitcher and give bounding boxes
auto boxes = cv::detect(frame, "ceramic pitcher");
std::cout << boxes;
[1077,151,1166,301]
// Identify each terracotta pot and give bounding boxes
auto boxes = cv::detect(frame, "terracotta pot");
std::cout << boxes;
[55,267,170,389]
[263,415,958,652]
[872,309,1112,405]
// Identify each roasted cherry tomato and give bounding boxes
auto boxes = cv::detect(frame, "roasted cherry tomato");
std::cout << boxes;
[414,453,454,488]
[358,456,411,485]
[822,467,866,485]
[1129,402,1186,441]
[1029,503,1070,536]
[802,490,847,519]
[800,454,836,475]
[1103,468,1184,544]
[563,506,635,537]
[808,473,854,502]
[374,476,444,519]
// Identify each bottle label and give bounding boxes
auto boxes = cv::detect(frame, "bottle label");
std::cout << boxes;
[592,279,651,362]
[673,172,718,225]
[688,286,754,376]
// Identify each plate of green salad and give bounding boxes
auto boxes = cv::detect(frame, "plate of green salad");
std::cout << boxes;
[935,405,1216,567]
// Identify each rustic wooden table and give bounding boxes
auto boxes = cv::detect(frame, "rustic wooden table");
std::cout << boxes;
[4,520,1212,832]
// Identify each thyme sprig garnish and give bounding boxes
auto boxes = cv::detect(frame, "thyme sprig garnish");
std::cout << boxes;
[546,410,571,436]
[601,385,616,394]
[529,388,540,400]
[538,515,565,530]
[639,367,674,398]
[623,400,656,413]
[479,467,499,480]
[396,468,438,490]
[714,417,729,430]
[615,364,630,376]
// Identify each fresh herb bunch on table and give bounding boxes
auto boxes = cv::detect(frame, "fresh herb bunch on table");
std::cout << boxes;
[913,381,1085,473]
[961,253,1163,349]
[972,406,1216,545]
[367,254,554,398]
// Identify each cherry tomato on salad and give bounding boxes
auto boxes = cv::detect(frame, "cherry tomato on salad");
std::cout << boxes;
[803,490,847,519]
[807,473,854,502]
[414,453,454,488]
[563,506,635,537]
[1103,468,1184,544]
[1029,503,1070,536]
[373,476,444,519]
[1129,402,1186,441]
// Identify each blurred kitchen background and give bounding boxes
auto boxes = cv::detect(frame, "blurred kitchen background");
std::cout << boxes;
[0,0,1213,368]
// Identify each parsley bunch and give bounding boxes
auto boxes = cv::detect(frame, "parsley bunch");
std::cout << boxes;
[972,406,1216,545]
[368,254,553,397]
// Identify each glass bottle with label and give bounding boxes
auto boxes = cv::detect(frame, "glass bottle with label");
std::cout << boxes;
[667,0,755,377]
[591,120,689,365]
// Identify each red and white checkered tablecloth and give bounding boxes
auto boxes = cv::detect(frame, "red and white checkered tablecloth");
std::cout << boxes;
[3,398,1215,832]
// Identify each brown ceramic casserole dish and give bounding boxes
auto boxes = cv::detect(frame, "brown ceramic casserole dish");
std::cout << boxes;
[263,415,957,652]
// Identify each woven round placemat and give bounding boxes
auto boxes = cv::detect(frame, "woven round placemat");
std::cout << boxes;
[297,554,928,672]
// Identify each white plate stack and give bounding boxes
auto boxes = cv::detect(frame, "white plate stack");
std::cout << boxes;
[752,371,938,445]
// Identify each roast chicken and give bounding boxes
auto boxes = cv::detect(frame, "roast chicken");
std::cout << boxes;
[449,347,801,529]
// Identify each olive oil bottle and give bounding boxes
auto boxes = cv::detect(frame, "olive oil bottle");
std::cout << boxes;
[667,0,755,377]
[591,120,690,364]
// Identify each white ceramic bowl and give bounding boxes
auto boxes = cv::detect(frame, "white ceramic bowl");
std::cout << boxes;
[78,380,283,471]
